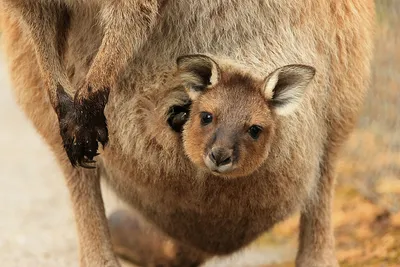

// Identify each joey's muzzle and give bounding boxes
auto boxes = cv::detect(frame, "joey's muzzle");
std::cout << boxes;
[204,147,234,173]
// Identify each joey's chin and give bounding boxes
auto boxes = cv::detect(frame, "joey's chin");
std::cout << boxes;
[202,155,252,179]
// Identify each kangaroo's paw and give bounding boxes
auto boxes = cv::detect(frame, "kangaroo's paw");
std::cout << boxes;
[56,84,109,168]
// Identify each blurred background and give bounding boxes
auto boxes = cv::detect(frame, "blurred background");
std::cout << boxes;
[0,1,398,266]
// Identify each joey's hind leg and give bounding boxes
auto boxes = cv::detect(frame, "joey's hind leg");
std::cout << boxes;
[296,152,339,267]
[108,209,208,267]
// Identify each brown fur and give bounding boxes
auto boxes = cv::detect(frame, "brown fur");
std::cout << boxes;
[1,0,161,167]
[0,1,375,266]
[177,55,317,178]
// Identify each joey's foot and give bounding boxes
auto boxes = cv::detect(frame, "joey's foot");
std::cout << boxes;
[56,85,109,168]
[108,210,205,267]
[167,101,191,133]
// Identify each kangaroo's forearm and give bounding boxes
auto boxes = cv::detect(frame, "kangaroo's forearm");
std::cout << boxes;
[86,0,160,88]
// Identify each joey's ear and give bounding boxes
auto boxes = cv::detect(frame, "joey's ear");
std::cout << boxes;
[261,64,316,116]
[176,54,220,100]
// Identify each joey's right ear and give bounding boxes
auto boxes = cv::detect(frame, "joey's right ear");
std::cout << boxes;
[261,64,316,116]
[176,54,220,100]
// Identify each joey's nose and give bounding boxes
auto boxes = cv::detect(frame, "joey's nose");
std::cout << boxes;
[210,147,233,167]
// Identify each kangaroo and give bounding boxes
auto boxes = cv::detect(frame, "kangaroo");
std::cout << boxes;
[0,1,375,266]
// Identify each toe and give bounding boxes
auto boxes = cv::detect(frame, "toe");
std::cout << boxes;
[73,134,87,166]
[97,126,109,147]
[63,137,78,167]
[84,131,99,160]
[79,157,96,169]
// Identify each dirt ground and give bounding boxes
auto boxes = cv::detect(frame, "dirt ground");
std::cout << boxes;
[0,1,399,267]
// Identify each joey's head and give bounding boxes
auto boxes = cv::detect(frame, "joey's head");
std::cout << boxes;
[175,54,315,178]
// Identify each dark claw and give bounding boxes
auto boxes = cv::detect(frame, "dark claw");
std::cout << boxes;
[84,135,99,160]
[97,127,109,148]
[84,158,96,164]
[79,157,96,169]
[79,161,96,169]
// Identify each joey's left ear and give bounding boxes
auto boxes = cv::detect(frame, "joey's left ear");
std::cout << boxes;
[261,64,316,116]
[176,54,220,100]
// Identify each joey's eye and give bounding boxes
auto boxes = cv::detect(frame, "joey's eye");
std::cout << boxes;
[248,125,263,140]
[200,112,213,126]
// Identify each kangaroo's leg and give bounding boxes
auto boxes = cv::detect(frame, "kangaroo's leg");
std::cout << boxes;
[296,150,339,267]
[56,93,120,267]
[1,9,121,265]
[63,164,120,267]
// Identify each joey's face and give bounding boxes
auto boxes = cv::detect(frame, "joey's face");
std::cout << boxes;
[175,54,315,178]
[183,78,275,178]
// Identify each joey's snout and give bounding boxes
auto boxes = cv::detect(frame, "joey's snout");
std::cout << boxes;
[204,147,234,173]
[210,147,233,166]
